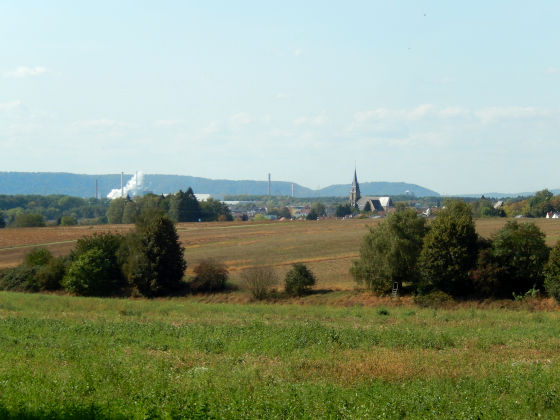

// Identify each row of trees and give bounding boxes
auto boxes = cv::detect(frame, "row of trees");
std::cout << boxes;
[351,200,560,301]
[0,211,187,297]
[106,188,232,224]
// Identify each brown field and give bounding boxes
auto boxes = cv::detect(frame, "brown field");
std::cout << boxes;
[2,217,560,291]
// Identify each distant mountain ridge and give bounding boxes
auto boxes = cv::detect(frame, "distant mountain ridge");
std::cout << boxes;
[0,172,440,198]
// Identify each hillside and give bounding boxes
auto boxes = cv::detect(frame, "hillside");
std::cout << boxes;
[0,172,440,198]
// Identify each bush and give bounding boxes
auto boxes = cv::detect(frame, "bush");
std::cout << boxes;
[0,265,39,292]
[544,241,560,303]
[60,215,77,226]
[11,213,45,227]
[413,290,454,308]
[24,248,53,267]
[285,263,316,296]
[123,212,187,297]
[351,209,426,295]
[63,248,118,296]
[240,266,278,300]
[36,257,66,290]
[190,259,229,293]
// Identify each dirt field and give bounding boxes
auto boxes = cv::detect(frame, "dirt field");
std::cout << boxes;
[2,217,560,290]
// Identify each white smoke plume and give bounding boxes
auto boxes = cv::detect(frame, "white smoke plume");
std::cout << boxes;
[107,172,144,199]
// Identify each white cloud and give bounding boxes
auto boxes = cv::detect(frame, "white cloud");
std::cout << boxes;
[275,92,289,99]
[474,106,549,123]
[439,107,470,118]
[230,112,254,126]
[546,67,560,74]
[294,48,303,56]
[201,121,220,134]
[293,115,326,126]
[155,119,184,127]
[4,66,48,78]
[73,119,134,129]
[0,100,23,111]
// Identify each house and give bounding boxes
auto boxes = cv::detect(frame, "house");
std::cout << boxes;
[350,169,393,212]
[546,212,560,219]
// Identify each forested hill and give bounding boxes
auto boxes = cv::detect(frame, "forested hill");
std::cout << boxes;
[0,172,440,198]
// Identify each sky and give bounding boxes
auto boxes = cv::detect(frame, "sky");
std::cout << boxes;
[1,1,559,195]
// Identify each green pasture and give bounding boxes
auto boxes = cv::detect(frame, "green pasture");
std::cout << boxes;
[0,292,559,419]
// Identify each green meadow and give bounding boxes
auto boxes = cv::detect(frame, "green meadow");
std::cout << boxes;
[1,292,559,419]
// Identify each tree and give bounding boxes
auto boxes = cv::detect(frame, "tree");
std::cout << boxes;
[285,263,316,296]
[169,188,201,222]
[122,200,139,224]
[306,209,318,220]
[351,209,427,295]
[122,212,186,297]
[335,204,352,217]
[491,221,549,297]
[0,211,5,228]
[545,241,560,303]
[240,266,278,300]
[418,200,478,296]
[64,233,126,296]
[311,202,326,217]
[107,198,126,224]
[60,215,77,226]
[200,198,233,221]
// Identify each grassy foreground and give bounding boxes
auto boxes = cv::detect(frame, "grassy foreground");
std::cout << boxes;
[1,293,559,419]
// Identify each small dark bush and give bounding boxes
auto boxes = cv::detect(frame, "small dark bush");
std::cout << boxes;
[190,259,228,293]
[36,257,66,290]
[60,215,77,226]
[24,248,53,267]
[414,291,454,308]
[0,266,39,292]
[377,308,390,316]
[11,213,45,227]
[284,263,316,296]
[240,266,278,300]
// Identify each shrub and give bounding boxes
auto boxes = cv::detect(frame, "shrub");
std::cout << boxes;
[60,215,77,226]
[190,259,229,293]
[123,212,186,297]
[351,209,426,295]
[11,213,45,227]
[0,266,39,292]
[285,263,316,296]
[63,248,118,296]
[36,257,66,290]
[544,241,560,303]
[413,290,454,308]
[24,248,53,267]
[240,266,278,300]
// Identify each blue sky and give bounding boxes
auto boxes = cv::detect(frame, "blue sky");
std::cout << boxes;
[1,1,559,195]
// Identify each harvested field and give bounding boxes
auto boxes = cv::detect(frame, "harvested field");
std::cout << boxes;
[2,218,560,291]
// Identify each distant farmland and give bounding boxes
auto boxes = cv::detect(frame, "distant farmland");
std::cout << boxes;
[2,218,560,291]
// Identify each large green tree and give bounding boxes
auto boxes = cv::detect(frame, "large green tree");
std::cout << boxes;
[418,200,478,296]
[491,221,549,296]
[122,212,187,297]
[351,208,427,295]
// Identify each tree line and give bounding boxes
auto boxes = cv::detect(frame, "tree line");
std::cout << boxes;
[351,199,560,303]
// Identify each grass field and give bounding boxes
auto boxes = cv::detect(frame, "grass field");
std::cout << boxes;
[2,218,560,292]
[0,292,559,418]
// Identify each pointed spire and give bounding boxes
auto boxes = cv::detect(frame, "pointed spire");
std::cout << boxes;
[350,167,361,207]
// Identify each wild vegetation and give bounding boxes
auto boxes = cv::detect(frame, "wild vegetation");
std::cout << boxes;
[0,293,559,418]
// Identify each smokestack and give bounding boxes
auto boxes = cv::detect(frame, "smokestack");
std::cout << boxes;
[291,183,294,198]
[121,172,124,198]
[95,179,98,199]
[268,173,271,196]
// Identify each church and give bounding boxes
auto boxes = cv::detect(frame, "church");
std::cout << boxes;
[350,169,393,212]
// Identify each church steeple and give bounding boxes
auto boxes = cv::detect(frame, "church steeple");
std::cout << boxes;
[350,168,361,207]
